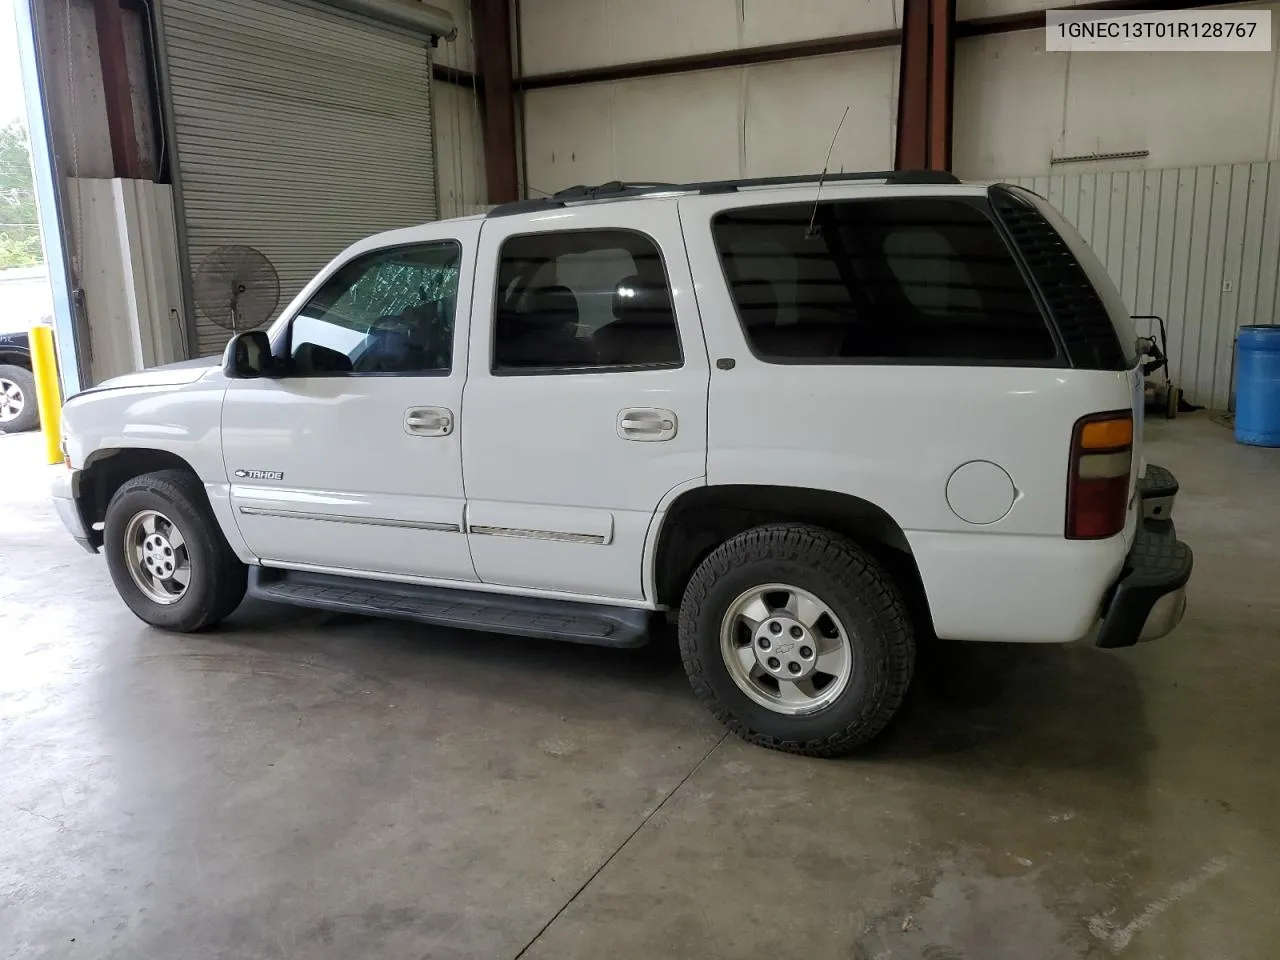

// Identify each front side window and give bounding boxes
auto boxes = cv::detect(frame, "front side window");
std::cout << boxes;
[289,241,461,375]
[711,198,1058,364]
[492,229,682,373]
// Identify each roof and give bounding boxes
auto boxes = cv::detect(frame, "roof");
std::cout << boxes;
[486,169,964,218]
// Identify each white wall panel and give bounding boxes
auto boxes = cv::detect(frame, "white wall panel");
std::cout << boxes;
[955,3,1280,179]
[38,0,113,179]
[520,0,900,75]
[1010,163,1280,409]
[67,178,184,385]
[518,0,610,74]
[613,71,741,182]
[605,0,740,67]
[434,81,487,218]
[740,0,901,45]
[953,34,1066,180]
[525,49,899,192]
[1063,51,1274,167]
[744,50,897,177]
[37,0,158,180]
[523,83,616,192]
[519,0,735,74]
[433,0,476,71]
[956,0,1097,19]
[524,71,741,190]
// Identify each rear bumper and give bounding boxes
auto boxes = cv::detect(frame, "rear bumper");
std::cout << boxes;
[909,462,1190,645]
[1096,466,1192,648]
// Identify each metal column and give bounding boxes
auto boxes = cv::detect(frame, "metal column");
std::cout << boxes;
[474,0,519,204]
[895,0,955,172]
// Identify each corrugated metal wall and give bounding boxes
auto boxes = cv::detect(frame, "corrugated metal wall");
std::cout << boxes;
[1009,163,1280,409]
[160,0,440,356]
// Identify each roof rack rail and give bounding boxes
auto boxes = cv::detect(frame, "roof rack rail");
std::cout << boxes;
[553,181,680,200]
[885,170,962,185]
[486,169,961,217]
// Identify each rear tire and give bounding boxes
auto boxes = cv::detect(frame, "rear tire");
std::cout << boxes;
[104,469,247,631]
[678,523,915,757]
[0,364,38,433]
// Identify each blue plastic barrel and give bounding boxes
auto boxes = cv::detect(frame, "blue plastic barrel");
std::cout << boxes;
[1235,325,1280,446]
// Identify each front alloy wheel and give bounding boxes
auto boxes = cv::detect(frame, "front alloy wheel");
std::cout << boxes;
[104,469,247,632]
[122,509,192,604]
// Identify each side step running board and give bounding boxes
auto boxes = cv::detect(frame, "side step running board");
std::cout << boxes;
[247,567,653,648]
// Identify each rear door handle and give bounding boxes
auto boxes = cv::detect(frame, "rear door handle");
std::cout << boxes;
[618,408,677,441]
[404,407,454,437]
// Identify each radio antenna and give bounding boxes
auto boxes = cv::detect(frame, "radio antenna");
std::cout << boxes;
[805,105,850,239]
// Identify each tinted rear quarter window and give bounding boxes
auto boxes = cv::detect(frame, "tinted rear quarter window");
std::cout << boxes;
[711,198,1060,365]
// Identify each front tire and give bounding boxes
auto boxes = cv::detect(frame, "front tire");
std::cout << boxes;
[0,364,38,432]
[104,469,247,631]
[678,524,914,757]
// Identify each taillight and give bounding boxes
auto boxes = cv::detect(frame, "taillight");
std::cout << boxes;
[1067,411,1133,539]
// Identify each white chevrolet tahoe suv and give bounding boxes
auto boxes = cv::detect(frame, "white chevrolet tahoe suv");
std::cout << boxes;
[53,173,1192,756]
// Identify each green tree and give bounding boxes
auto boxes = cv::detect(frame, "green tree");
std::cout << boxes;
[0,119,44,269]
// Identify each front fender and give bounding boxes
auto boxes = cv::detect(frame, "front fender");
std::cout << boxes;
[62,374,229,481]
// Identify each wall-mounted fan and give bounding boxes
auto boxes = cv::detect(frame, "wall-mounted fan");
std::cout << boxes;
[195,245,281,331]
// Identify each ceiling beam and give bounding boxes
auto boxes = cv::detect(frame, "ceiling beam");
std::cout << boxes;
[433,63,483,91]
[517,29,900,91]
[514,0,1248,91]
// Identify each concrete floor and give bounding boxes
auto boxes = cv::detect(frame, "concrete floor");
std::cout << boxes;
[1,415,1278,960]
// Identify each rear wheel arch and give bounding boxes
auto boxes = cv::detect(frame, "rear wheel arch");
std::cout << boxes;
[651,484,934,633]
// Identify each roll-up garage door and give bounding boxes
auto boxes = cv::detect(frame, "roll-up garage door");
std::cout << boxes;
[159,0,440,356]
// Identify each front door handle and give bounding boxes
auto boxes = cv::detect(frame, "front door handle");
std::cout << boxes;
[618,408,677,442]
[404,407,454,437]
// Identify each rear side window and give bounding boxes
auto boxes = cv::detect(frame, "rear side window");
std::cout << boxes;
[492,229,682,373]
[711,198,1059,364]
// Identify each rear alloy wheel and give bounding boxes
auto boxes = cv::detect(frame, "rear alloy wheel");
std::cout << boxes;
[104,469,247,631]
[679,524,915,756]
[719,583,855,715]
[0,365,38,433]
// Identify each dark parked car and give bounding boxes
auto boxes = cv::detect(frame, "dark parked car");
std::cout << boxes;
[0,329,39,433]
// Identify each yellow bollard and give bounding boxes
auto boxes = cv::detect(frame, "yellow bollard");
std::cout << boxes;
[29,325,63,466]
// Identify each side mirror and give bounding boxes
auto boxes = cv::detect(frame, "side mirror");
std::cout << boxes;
[223,330,277,379]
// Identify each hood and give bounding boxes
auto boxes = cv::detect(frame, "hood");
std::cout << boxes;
[88,356,219,392]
